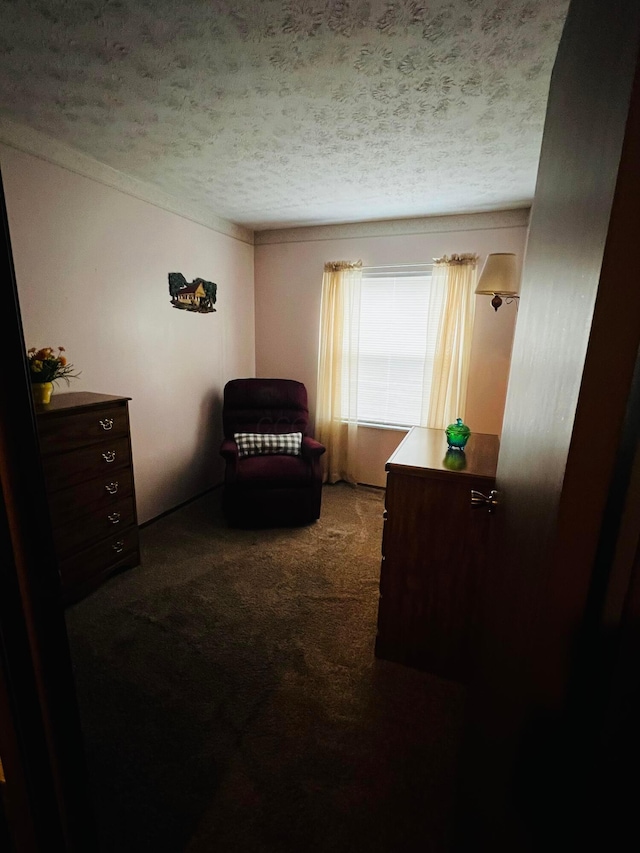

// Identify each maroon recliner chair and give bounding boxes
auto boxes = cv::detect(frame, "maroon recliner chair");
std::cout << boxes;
[220,378,326,527]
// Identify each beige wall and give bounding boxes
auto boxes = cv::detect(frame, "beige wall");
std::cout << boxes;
[2,144,255,523]
[254,215,527,486]
[2,139,526,508]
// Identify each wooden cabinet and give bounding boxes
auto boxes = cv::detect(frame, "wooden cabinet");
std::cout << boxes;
[375,426,499,683]
[36,392,140,605]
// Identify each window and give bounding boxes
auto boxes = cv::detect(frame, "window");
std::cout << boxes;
[318,255,477,483]
[350,266,445,428]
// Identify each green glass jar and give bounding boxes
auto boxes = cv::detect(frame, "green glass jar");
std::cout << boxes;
[445,417,471,450]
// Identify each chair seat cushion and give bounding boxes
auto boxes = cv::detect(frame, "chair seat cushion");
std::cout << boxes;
[234,453,313,486]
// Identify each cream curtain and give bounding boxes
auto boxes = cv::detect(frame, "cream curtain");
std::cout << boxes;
[423,254,478,429]
[316,261,362,484]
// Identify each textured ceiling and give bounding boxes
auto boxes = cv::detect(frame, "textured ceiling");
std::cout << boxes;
[0,0,569,231]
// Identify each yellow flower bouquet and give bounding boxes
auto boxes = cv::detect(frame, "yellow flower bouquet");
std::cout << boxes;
[27,347,80,403]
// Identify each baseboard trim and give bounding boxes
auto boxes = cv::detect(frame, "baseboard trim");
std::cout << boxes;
[140,480,383,529]
[139,483,223,529]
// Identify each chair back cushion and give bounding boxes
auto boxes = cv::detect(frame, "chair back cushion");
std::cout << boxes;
[223,379,309,439]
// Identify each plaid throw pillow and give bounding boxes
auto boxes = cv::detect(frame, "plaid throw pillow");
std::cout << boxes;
[234,432,303,458]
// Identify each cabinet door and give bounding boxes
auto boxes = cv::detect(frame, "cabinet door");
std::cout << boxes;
[376,470,494,682]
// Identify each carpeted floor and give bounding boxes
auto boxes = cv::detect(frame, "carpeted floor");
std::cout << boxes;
[65,483,466,853]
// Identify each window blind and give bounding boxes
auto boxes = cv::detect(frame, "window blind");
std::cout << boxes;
[355,267,444,428]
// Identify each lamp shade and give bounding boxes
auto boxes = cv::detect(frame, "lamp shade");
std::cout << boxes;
[475,253,519,296]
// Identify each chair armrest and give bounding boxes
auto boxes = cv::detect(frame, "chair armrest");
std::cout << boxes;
[220,438,239,462]
[301,436,326,459]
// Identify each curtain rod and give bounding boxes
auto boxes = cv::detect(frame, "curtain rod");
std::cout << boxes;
[361,262,433,271]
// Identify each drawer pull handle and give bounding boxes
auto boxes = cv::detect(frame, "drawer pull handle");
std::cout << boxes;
[105,481,119,495]
[108,512,121,524]
[112,540,125,554]
[102,450,117,463]
[99,418,114,431]
[471,489,499,513]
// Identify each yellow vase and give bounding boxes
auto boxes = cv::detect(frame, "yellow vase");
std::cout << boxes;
[32,381,54,405]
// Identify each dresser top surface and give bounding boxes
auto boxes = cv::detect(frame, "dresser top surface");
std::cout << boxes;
[386,426,499,481]
[35,391,131,417]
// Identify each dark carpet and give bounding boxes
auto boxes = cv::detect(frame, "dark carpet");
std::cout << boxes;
[65,483,466,853]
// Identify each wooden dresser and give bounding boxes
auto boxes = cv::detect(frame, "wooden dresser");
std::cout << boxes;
[35,391,140,605]
[375,426,499,683]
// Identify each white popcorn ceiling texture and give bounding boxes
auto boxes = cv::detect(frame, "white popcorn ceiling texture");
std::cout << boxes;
[0,0,569,230]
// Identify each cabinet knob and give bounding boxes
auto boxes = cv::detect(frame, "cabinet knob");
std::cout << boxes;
[108,512,121,524]
[102,450,117,463]
[471,489,499,513]
[99,418,114,431]
[112,540,125,554]
[105,481,119,495]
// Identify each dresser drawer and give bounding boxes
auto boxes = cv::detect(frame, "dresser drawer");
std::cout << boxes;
[53,495,136,558]
[48,468,135,528]
[42,436,131,492]
[38,403,130,453]
[58,526,139,588]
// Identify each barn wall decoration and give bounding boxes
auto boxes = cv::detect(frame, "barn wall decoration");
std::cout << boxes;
[168,273,217,313]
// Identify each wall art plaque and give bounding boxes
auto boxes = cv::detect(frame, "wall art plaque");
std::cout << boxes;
[169,273,217,313]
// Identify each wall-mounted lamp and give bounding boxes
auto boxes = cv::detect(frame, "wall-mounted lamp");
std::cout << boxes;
[475,253,519,311]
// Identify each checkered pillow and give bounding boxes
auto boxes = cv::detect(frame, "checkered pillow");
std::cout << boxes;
[234,432,303,458]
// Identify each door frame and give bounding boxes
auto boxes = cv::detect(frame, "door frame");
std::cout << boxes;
[0,168,96,851]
